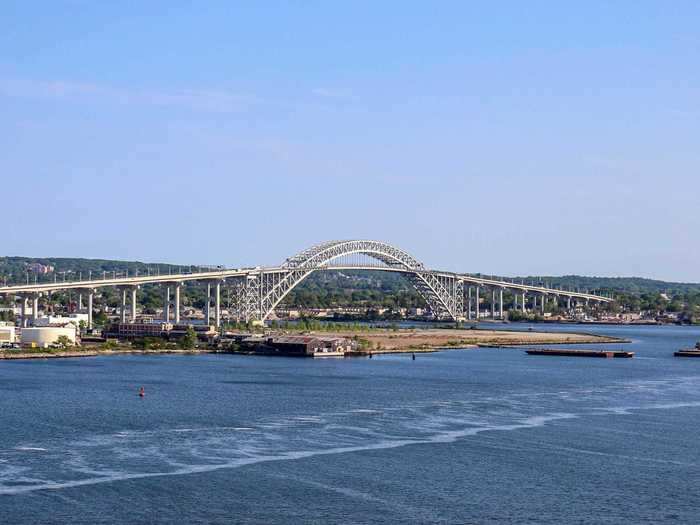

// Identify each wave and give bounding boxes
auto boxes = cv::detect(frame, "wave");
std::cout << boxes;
[2,376,699,496]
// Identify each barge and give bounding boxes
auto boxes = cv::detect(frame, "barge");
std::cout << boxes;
[526,349,634,358]
[675,343,700,357]
[674,350,700,357]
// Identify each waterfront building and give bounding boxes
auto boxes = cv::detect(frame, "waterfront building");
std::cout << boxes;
[103,322,216,341]
[241,335,355,356]
[21,326,76,348]
[0,323,16,345]
[33,314,88,328]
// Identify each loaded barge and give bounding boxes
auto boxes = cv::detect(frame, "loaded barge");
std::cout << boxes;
[675,342,700,357]
[526,349,634,358]
[674,350,700,357]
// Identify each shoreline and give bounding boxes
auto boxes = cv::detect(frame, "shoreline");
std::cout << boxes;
[0,328,628,360]
[0,348,230,360]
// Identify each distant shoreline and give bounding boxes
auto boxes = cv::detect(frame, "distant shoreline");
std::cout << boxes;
[0,327,628,360]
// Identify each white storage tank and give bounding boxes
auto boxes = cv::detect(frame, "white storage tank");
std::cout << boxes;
[0,325,16,344]
[21,327,76,348]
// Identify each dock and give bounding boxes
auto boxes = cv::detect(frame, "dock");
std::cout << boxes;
[525,349,634,358]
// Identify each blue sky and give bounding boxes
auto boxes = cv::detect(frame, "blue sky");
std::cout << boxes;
[1,1,698,280]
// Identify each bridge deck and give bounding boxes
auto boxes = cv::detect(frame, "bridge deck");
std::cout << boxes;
[0,264,611,302]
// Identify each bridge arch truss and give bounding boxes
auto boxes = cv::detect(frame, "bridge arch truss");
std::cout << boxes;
[229,240,465,322]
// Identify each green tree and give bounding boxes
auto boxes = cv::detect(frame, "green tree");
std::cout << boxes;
[55,335,73,348]
[180,326,197,349]
[102,339,118,350]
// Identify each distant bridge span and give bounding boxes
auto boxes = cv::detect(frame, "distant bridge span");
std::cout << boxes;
[0,240,611,327]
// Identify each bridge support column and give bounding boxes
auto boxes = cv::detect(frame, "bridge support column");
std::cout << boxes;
[467,287,472,320]
[215,281,221,329]
[204,283,211,325]
[78,293,83,312]
[130,287,137,323]
[163,286,170,322]
[499,289,504,319]
[491,289,496,319]
[32,294,39,324]
[20,295,28,328]
[174,283,181,324]
[567,296,572,311]
[475,286,480,320]
[87,290,94,330]
[522,292,526,313]
[120,289,127,324]
[541,294,546,315]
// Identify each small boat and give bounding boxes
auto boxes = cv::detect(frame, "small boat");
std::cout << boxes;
[138,386,145,397]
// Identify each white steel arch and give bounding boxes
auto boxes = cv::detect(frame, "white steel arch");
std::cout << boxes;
[248,240,462,322]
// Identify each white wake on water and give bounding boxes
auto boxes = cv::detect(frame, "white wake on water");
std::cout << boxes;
[1,376,699,495]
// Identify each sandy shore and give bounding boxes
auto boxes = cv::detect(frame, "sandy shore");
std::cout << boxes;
[327,328,627,354]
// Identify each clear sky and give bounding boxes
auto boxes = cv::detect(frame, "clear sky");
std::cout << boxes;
[1,1,698,281]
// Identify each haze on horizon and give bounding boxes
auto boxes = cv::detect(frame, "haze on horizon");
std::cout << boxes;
[1,2,698,282]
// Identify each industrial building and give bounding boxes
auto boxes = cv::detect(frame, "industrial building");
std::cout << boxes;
[0,322,16,346]
[103,322,217,341]
[21,327,76,348]
[240,335,354,357]
[33,314,88,328]
[104,322,173,340]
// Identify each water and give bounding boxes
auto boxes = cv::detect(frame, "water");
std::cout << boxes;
[1,324,700,523]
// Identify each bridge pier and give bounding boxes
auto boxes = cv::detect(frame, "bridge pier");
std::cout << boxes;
[491,289,496,319]
[20,295,29,328]
[541,294,546,315]
[499,288,504,319]
[32,293,39,324]
[163,286,170,322]
[475,286,480,320]
[120,289,127,324]
[521,292,526,313]
[87,290,94,330]
[215,281,221,328]
[174,283,181,323]
[205,282,211,325]
[567,296,572,311]
[467,287,472,320]
[130,287,138,323]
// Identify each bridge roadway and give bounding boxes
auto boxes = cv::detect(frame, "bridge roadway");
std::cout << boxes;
[0,240,612,329]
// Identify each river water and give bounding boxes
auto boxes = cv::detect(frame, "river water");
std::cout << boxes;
[1,324,699,523]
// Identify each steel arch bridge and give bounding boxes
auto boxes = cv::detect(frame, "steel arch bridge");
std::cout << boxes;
[233,240,464,322]
[0,239,613,327]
